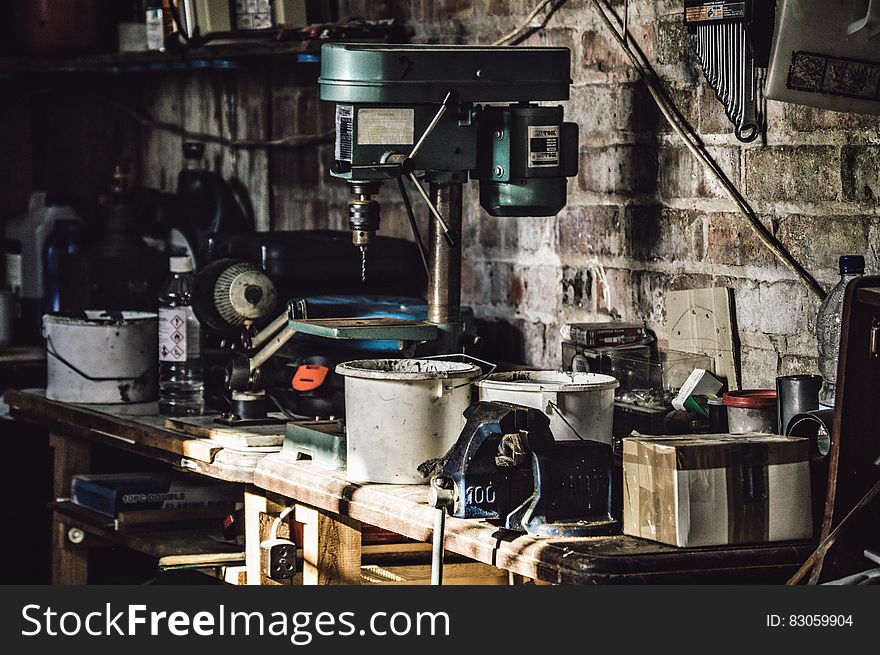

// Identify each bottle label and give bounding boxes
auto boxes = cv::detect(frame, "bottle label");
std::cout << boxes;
[145,8,165,51]
[159,307,200,362]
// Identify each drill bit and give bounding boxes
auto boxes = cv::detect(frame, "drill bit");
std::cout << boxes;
[360,246,367,283]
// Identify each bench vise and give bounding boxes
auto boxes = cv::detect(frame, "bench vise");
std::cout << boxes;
[421,401,619,537]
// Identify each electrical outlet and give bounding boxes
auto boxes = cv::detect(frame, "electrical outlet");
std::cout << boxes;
[260,538,297,580]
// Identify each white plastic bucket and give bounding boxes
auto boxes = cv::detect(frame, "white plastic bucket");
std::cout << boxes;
[43,311,158,404]
[336,358,482,483]
[476,370,619,444]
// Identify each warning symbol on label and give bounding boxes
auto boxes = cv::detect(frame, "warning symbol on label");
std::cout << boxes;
[171,346,185,359]
[171,331,184,344]
[170,315,184,329]
[161,345,169,358]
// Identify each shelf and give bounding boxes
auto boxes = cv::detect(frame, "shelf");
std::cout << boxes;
[0,39,323,78]
[50,500,243,563]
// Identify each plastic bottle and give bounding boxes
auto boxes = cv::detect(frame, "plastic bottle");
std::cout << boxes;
[4,191,81,340]
[158,255,204,416]
[816,255,865,408]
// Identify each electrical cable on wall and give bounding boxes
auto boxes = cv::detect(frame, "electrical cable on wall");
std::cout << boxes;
[590,0,826,301]
[102,96,334,150]
[493,0,568,46]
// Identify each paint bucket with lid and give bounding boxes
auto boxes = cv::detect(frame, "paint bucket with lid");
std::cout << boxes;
[43,311,158,404]
[336,358,482,483]
[475,370,619,444]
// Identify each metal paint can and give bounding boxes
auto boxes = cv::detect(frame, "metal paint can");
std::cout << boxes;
[336,358,482,483]
[43,311,158,404]
[476,370,619,444]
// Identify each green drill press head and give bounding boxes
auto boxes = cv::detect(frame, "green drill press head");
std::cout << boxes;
[319,43,579,217]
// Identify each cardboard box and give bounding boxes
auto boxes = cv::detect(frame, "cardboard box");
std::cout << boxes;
[622,434,812,547]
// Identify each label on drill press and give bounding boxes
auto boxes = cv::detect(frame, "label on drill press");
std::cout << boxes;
[335,105,353,162]
[684,1,746,24]
[528,125,561,168]
[159,307,200,362]
[356,108,415,145]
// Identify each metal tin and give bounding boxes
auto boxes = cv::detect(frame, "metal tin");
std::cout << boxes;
[336,359,482,483]
[43,311,158,404]
[476,370,619,444]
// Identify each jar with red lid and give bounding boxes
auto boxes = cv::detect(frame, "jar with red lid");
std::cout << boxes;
[723,390,778,434]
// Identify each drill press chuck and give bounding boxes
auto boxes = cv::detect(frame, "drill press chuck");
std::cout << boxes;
[348,182,381,282]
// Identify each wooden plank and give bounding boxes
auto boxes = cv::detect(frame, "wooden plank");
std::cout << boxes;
[6,390,268,483]
[244,490,268,586]
[7,390,221,462]
[666,287,740,390]
[50,433,91,585]
[295,504,362,585]
[51,501,243,561]
[164,416,284,449]
[225,566,248,585]
[360,562,507,585]
[158,553,246,568]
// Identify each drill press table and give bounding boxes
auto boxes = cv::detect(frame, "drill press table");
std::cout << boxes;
[254,453,816,585]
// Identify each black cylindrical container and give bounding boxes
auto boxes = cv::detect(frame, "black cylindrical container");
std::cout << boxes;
[776,374,822,435]
[707,396,728,433]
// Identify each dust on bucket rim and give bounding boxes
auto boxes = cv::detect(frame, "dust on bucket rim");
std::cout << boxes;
[43,310,158,326]
[335,358,482,381]
[476,370,619,392]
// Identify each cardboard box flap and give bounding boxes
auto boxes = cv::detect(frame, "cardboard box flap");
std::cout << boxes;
[623,434,809,470]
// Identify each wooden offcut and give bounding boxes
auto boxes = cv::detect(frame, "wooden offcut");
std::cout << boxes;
[296,504,362,585]
[164,415,285,449]
[666,287,740,389]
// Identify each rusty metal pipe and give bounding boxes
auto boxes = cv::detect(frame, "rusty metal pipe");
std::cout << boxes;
[427,182,462,325]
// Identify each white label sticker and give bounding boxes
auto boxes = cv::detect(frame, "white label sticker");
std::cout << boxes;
[335,105,353,161]
[159,307,200,362]
[356,108,415,145]
[528,125,561,168]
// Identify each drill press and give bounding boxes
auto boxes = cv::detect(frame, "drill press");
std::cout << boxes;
[320,43,579,351]
[214,43,579,423]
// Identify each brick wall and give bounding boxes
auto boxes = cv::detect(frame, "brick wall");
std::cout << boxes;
[333,0,880,386]
[130,0,880,386]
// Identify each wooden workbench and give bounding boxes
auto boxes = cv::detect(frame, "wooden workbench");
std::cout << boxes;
[4,389,499,586]
[5,389,270,584]
[7,388,817,585]
[254,454,816,585]
[5,389,267,483]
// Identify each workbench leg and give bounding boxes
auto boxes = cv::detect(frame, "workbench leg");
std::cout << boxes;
[50,432,90,585]
[244,490,268,585]
[295,505,362,585]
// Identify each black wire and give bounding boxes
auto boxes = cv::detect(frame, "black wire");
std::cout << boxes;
[398,176,430,275]
[266,390,299,420]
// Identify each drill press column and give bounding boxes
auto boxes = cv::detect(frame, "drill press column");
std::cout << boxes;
[427,182,462,327]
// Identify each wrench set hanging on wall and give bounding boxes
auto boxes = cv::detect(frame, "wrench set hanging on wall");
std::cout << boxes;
[684,1,776,142]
